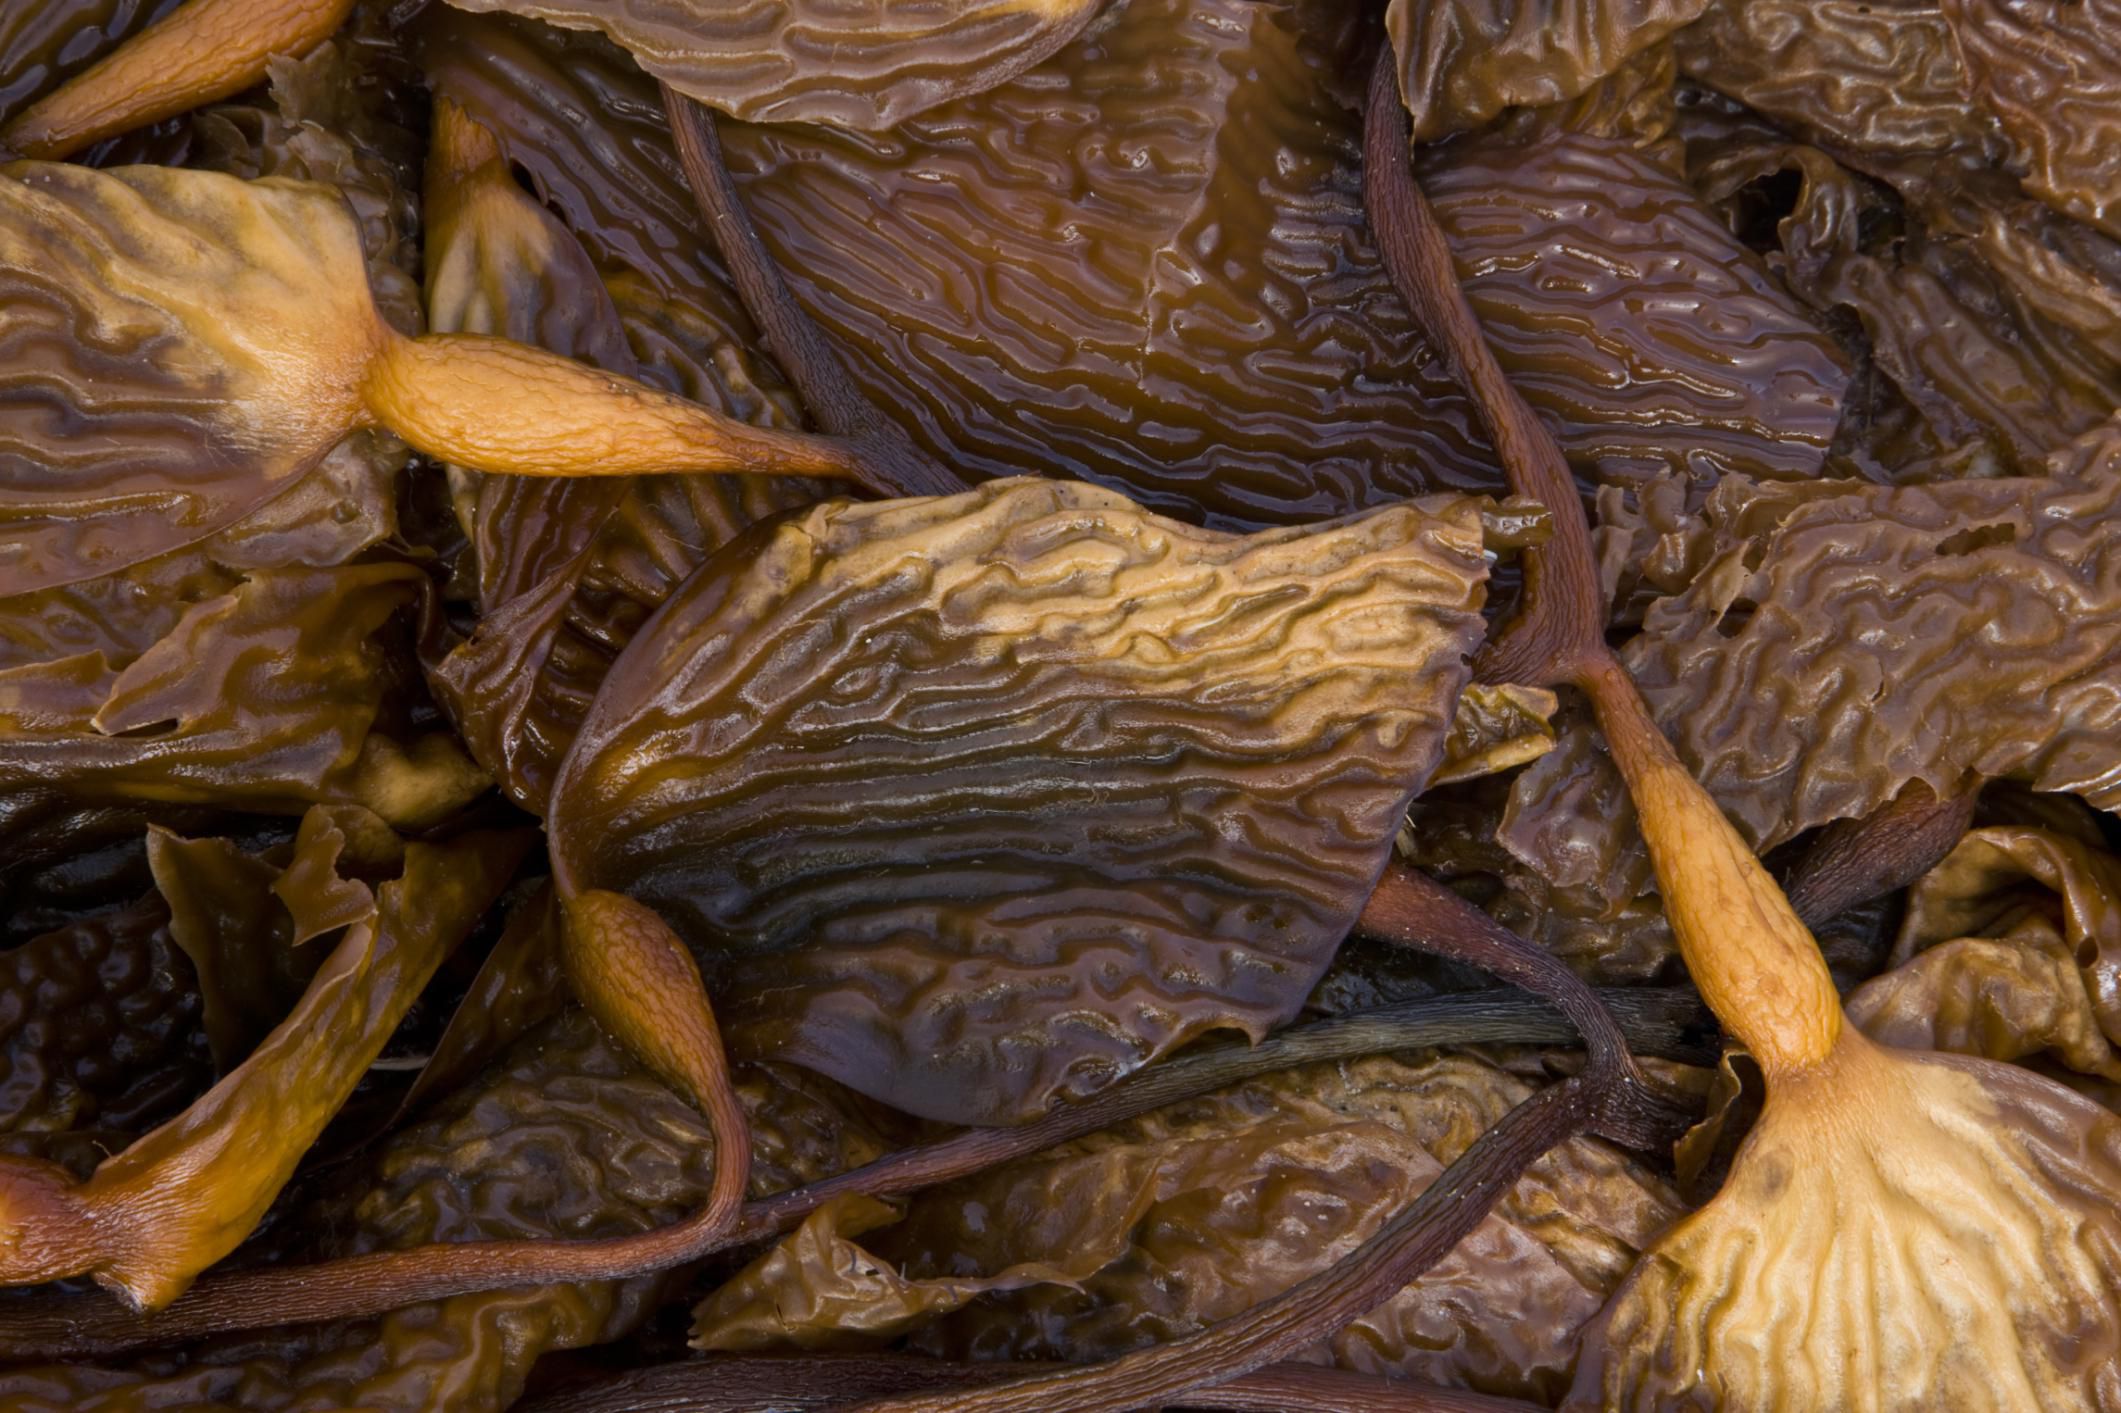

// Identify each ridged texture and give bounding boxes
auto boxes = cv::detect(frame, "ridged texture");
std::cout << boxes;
[1942,0,2121,239]
[1675,0,2009,161]
[429,2,1847,529]
[425,1,1496,527]
[61,820,525,1309]
[0,0,178,130]
[1806,233,2121,476]
[1568,1041,2121,1409]
[0,1011,888,1411]
[550,478,1496,1123]
[699,1054,1680,1403]
[1402,776,1680,985]
[419,98,820,812]
[439,0,1105,129]
[1386,0,1705,140]
[1424,130,1849,487]
[1677,107,2121,478]
[0,162,380,597]
[1430,684,1557,787]
[1848,827,2121,1091]
[0,560,486,849]
[0,898,209,1178]
[1503,449,2121,905]
[189,32,429,340]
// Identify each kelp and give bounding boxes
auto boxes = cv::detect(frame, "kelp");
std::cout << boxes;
[423,0,1497,527]
[0,896,210,1176]
[0,560,488,854]
[548,477,1513,1122]
[440,0,1107,129]
[0,990,1708,1359]
[1672,1,2121,479]
[1939,0,2121,239]
[1422,128,1848,490]
[512,1355,1539,1413]
[0,1008,885,1412]
[1,0,355,161]
[1675,0,2010,163]
[418,91,822,811]
[1363,68,2121,1409]
[0,158,868,601]
[0,0,178,142]
[0,809,524,1309]
[4,0,2119,1401]
[1848,826,2121,1093]
[1386,0,1705,142]
[1501,446,2121,905]
[696,1053,1681,1403]
[427,0,1844,532]
[188,24,428,334]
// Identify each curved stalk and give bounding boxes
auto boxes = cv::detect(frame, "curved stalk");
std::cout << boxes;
[1369,45,2121,1410]
[0,988,1705,1358]
[1358,860,1687,1144]
[1360,61,1602,689]
[559,889,751,1244]
[2,0,354,160]
[1362,49,1841,1078]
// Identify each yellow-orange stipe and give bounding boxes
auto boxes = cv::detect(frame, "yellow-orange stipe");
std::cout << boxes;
[360,328,867,481]
[1577,653,1843,1078]
[2,0,355,160]
[560,890,752,1233]
[0,825,522,1311]
[562,890,747,1134]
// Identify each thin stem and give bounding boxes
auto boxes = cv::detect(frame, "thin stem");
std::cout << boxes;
[516,1355,1538,1413]
[1361,53,1600,688]
[1361,47,1845,1079]
[0,989,1705,1359]
[840,1079,1599,1413]
[2,0,354,160]
[659,84,964,499]
[1357,860,1685,1148]
[1784,781,1976,928]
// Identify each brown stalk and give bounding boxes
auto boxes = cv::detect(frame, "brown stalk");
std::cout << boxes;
[0,987,1705,1359]
[1358,859,1685,1148]
[517,1354,1538,1413]
[1783,780,1979,927]
[659,85,966,499]
[816,49,1755,1413]
[1364,49,1842,1074]
[838,1078,1600,1413]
